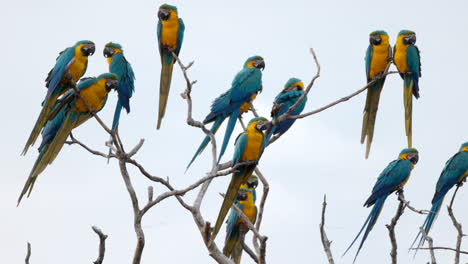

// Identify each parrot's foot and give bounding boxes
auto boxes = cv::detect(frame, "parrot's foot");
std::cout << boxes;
[395,186,404,195]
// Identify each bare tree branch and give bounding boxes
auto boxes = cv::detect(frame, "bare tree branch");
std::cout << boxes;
[448,185,464,264]
[92,226,108,264]
[320,195,335,264]
[386,192,406,264]
[417,227,437,264]
[242,241,259,263]
[411,247,468,255]
[25,242,31,264]
[397,191,429,215]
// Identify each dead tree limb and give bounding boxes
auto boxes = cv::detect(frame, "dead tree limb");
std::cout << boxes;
[320,195,335,264]
[386,193,406,264]
[25,242,31,264]
[448,185,464,264]
[92,226,108,264]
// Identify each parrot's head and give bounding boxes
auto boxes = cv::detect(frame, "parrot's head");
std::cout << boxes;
[399,148,419,165]
[398,30,417,45]
[103,42,123,59]
[244,56,265,71]
[245,175,259,190]
[283,77,304,92]
[76,40,96,57]
[369,30,389,46]
[97,73,118,92]
[459,142,468,152]
[158,4,178,21]
[248,117,269,132]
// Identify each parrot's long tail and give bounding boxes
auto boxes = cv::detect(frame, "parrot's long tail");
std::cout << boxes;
[186,117,225,171]
[404,76,414,148]
[223,230,240,260]
[22,93,60,155]
[343,196,387,263]
[157,58,175,130]
[218,108,241,163]
[232,239,243,264]
[112,101,123,131]
[18,112,75,205]
[211,168,254,243]
[411,197,444,256]
[360,80,384,159]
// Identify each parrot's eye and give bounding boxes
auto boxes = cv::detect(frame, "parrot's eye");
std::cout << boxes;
[253,59,265,70]
[158,9,170,20]
[81,44,96,56]
[403,34,416,45]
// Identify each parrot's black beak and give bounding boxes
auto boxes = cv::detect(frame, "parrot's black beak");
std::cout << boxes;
[158,8,170,20]
[409,153,419,165]
[254,60,265,71]
[105,78,118,92]
[256,120,269,131]
[404,34,416,45]
[103,46,114,58]
[82,44,96,56]
[370,35,382,45]
[248,181,258,189]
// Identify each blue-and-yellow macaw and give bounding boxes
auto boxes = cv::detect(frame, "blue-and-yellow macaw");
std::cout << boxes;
[412,142,468,251]
[393,30,421,148]
[156,4,184,129]
[186,56,265,170]
[211,117,268,242]
[343,148,419,262]
[22,40,95,155]
[223,187,258,264]
[103,42,135,131]
[18,73,118,204]
[361,31,392,158]
[265,77,307,145]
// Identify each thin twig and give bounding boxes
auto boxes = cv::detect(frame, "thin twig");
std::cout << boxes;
[397,191,429,215]
[411,247,468,255]
[25,242,31,264]
[92,226,108,264]
[320,195,335,264]
[417,227,437,264]
[242,242,259,263]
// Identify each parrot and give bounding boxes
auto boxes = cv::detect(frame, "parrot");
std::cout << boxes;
[343,148,419,262]
[393,30,421,148]
[211,117,269,242]
[22,40,96,155]
[103,42,135,131]
[186,56,265,170]
[361,31,392,158]
[265,77,307,145]
[18,73,118,204]
[412,142,468,251]
[156,3,185,129]
[223,187,258,264]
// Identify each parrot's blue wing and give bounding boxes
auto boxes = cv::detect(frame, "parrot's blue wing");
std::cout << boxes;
[406,45,421,97]
[176,18,185,55]
[46,47,75,98]
[365,44,373,82]
[232,133,248,166]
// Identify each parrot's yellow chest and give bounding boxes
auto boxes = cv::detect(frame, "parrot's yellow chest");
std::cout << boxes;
[240,93,258,113]
[241,129,263,161]
[161,12,179,49]
[238,195,256,224]
[394,37,409,73]
[369,43,390,78]
[69,45,88,82]
[74,79,108,113]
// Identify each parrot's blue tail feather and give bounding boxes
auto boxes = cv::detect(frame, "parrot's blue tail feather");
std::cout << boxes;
[218,109,241,163]
[411,198,443,256]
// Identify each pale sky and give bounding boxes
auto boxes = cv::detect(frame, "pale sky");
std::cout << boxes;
[2,0,468,263]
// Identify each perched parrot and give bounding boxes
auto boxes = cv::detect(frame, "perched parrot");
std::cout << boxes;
[265,77,307,145]
[361,31,392,158]
[393,30,421,148]
[18,73,118,204]
[211,117,268,242]
[103,42,135,131]
[22,40,96,155]
[186,56,265,170]
[156,3,185,129]
[343,148,419,262]
[412,142,468,251]
[223,187,258,264]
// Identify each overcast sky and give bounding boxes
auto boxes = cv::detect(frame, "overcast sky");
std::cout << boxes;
[2,0,468,263]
